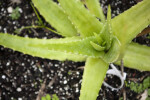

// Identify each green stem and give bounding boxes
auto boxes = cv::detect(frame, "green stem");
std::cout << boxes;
[30,2,44,26]
[15,25,59,34]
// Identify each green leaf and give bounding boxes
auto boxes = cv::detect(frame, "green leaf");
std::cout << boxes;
[148,89,150,96]
[93,32,103,44]
[103,37,121,63]
[0,33,86,61]
[10,7,21,20]
[41,97,46,100]
[58,0,103,37]
[46,94,51,100]
[146,97,150,100]
[143,77,150,88]
[84,0,105,23]
[52,94,59,100]
[119,97,123,100]
[115,42,150,71]
[90,41,105,51]
[126,76,150,93]
[0,33,122,63]
[30,36,105,58]
[112,0,150,57]
[80,57,109,100]
[32,0,78,37]
[100,5,112,50]
[30,2,44,26]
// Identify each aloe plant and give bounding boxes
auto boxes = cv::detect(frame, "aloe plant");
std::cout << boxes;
[0,0,150,99]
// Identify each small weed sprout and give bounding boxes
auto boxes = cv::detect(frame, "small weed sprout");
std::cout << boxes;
[10,7,21,20]
[126,76,150,93]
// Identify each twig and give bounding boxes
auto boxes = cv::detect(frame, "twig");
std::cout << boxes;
[137,27,150,37]
[15,25,59,34]
[48,75,57,87]
[31,28,39,36]
[128,73,149,82]
[128,78,139,82]
[77,66,84,70]
[36,80,46,100]
[120,60,124,76]
[120,59,126,100]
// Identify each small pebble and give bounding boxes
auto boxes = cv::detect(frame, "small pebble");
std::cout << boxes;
[17,87,22,92]
[18,98,22,100]
[2,75,6,79]
[7,7,13,13]
[63,80,67,84]
[19,8,23,13]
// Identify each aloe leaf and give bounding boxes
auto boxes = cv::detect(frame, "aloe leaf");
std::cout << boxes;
[80,57,109,100]
[103,37,121,63]
[97,6,121,63]
[0,33,86,61]
[0,33,105,60]
[30,36,105,57]
[84,0,105,23]
[90,41,105,51]
[112,0,150,56]
[32,0,78,37]
[58,0,103,37]
[93,32,103,44]
[115,42,150,71]
[100,5,112,50]
[0,33,122,63]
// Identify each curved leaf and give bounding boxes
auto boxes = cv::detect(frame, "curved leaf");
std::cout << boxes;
[112,0,150,58]
[29,36,105,57]
[80,57,109,100]
[59,0,103,37]
[84,0,105,23]
[90,41,105,51]
[103,37,121,63]
[0,33,122,63]
[100,5,112,50]
[32,0,78,37]
[0,33,86,61]
[115,42,150,71]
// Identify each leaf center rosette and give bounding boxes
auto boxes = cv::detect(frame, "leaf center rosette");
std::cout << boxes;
[90,6,121,63]
[90,27,121,63]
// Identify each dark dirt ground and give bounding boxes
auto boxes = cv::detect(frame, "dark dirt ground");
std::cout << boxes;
[0,0,150,100]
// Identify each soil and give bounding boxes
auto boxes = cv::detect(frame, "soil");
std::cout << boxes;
[0,0,150,100]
